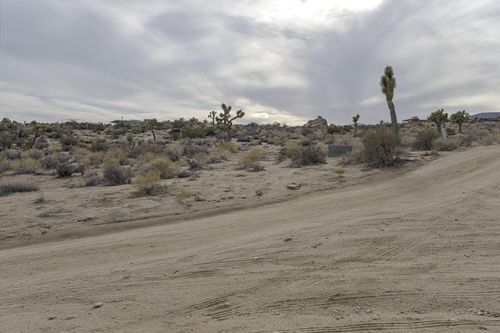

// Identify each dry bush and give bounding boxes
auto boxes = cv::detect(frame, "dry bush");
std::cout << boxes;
[175,187,192,204]
[84,171,101,187]
[0,181,38,197]
[290,141,326,167]
[237,148,264,171]
[413,128,439,150]
[0,159,10,174]
[40,152,71,169]
[432,136,468,151]
[362,127,399,167]
[3,149,21,160]
[150,158,179,179]
[56,162,85,177]
[89,138,108,152]
[103,165,133,185]
[166,142,183,161]
[216,141,238,153]
[106,149,129,165]
[15,157,40,174]
[133,171,162,196]
[183,139,210,157]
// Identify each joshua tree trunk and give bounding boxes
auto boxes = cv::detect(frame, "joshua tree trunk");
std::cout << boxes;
[151,128,156,143]
[353,124,358,137]
[458,123,462,133]
[387,100,398,136]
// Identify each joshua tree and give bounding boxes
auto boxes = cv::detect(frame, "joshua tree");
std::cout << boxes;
[144,118,158,143]
[449,110,469,133]
[216,103,245,141]
[352,114,360,137]
[208,110,217,125]
[428,109,448,134]
[380,66,398,136]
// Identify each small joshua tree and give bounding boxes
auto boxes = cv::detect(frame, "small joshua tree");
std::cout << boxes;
[428,109,448,134]
[144,118,158,143]
[352,114,360,137]
[380,66,398,137]
[449,110,469,133]
[216,103,245,141]
[208,110,217,125]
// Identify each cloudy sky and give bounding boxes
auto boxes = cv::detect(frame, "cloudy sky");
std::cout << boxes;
[1,0,499,125]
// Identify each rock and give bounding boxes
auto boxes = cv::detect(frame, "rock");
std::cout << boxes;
[48,316,57,320]
[284,237,293,242]
[255,189,264,196]
[303,116,328,139]
[287,182,301,190]
[92,302,103,309]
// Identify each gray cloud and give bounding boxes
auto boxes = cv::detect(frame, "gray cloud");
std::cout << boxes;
[0,0,499,124]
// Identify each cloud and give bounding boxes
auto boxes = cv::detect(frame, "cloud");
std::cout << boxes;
[0,0,499,124]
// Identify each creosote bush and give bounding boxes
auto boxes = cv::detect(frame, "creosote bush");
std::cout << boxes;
[362,127,399,167]
[413,128,439,151]
[103,165,133,185]
[15,157,40,174]
[290,141,326,167]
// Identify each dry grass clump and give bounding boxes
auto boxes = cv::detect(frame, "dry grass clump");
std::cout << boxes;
[150,158,179,179]
[216,141,239,153]
[0,181,38,197]
[0,159,10,174]
[237,148,264,171]
[175,187,192,204]
[133,171,163,196]
[106,149,129,166]
[14,157,40,174]
[103,164,133,185]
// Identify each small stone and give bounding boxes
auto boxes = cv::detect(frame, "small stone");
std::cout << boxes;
[284,237,293,242]
[48,316,56,320]
[287,182,301,190]
[92,302,103,309]
[255,190,264,196]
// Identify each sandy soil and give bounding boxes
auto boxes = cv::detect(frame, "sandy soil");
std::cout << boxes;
[1,146,500,332]
[0,144,428,249]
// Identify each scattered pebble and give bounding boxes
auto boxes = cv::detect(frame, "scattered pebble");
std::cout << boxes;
[92,302,103,309]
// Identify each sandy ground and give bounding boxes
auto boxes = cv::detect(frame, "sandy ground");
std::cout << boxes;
[0,144,427,249]
[1,146,500,332]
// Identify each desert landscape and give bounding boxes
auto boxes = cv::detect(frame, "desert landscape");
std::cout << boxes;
[1,113,500,332]
[2,1,500,332]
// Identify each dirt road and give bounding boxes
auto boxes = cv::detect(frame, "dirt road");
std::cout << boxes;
[2,146,500,332]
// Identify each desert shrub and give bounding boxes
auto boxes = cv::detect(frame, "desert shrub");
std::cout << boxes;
[166,142,183,161]
[0,182,38,197]
[3,149,21,160]
[181,123,209,139]
[106,149,128,165]
[90,138,108,152]
[56,162,85,177]
[150,158,179,179]
[286,142,301,159]
[133,171,162,196]
[216,141,238,153]
[40,152,70,169]
[432,136,466,151]
[15,157,40,174]
[0,159,10,173]
[183,139,210,157]
[25,149,43,160]
[103,165,133,185]
[33,136,49,150]
[290,141,326,167]
[413,128,439,150]
[237,148,264,171]
[85,175,101,187]
[362,127,399,167]
[60,134,78,151]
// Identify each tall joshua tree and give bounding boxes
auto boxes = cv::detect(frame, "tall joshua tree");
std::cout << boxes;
[380,66,398,136]
[208,110,217,125]
[428,109,448,135]
[352,114,360,137]
[449,110,469,133]
[216,103,245,141]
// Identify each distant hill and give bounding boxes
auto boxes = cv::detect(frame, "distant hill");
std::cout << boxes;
[471,112,500,120]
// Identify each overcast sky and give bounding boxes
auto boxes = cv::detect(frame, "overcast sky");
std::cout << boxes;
[1,0,499,125]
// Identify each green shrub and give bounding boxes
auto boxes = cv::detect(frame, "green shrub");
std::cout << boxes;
[413,128,439,150]
[362,127,399,167]
[290,141,326,167]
